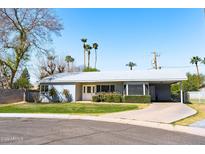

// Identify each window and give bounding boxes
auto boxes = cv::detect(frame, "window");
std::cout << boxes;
[87,86,91,93]
[93,87,95,93]
[44,85,48,92]
[128,84,143,95]
[96,85,101,92]
[96,85,115,93]
[83,86,86,93]
[101,85,110,92]
[41,85,49,94]
[111,85,115,92]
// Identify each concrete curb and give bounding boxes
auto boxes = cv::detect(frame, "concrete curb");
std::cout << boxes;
[0,113,205,137]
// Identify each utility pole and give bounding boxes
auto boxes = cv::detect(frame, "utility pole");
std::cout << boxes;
[152,50,160,70]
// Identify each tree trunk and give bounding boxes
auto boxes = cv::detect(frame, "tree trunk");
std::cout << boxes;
[88,51,90,69]
[67,63,70,72]
[71,62,73,72]
[9,71,15,89]
[84,44,86,69]
[130,66,132,70]
[196,63,200,77]
[196,63,200,85]
[95,49,97,68]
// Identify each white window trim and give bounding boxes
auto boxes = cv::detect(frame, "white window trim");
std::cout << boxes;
[124,82,149,96]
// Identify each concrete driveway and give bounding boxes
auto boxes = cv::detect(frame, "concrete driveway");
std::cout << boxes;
[101,103,196,123]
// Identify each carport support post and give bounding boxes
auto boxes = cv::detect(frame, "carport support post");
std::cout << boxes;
[126,84,128,95]
[180,81,183,103]
[143,83,146,95]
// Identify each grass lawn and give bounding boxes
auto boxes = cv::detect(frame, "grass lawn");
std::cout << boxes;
[174,103,205,126]
[0,102,148,115]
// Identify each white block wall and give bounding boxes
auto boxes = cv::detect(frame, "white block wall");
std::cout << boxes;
[187,91,205,103]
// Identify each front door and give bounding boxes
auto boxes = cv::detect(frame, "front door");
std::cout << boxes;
[82,85,96,101]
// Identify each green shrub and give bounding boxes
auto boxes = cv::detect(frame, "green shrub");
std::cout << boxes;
[63,89,69,97]
[124,95,151,103]
[92,95,101,102]
[104,94,114,102]
[113,95,122,103]
[83,67,100,72]
[92,92,122,103]
[49,87,57,97]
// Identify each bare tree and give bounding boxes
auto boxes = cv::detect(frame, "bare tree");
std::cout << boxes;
[38,54,66,79]
[41,55,57,77]
[0,9,63,88]
[56,57,66,73]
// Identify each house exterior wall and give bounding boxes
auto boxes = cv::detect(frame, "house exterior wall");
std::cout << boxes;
[54,84,76,101]
[75,83,82,101]
[40,82,172,102]
[40,83,76,102]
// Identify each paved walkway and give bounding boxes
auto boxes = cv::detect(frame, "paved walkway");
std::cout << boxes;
[101,103,197,123]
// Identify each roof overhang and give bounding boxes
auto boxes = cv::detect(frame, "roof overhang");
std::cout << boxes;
[39,69,187,84]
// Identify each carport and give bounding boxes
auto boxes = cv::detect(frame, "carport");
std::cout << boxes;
[149,83,171,102]
[149,81,184,103]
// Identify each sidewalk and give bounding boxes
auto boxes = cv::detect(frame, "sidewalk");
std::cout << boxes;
[0,113,205,137]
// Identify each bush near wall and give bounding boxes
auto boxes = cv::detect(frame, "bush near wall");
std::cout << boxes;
[92,93,122,103]
[124,95,151,103]
[92,93,151,103]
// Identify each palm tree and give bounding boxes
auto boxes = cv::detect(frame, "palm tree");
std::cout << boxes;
[65,55,74,71]
[85,44,92,69]
[93,43,99,68]
[81,38,87,69]
[190,56,201,77]
[70,57,74,71]
[126,62,137,70]
[201,57,205,65]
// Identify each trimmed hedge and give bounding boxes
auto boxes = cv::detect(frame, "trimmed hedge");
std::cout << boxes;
[92,93,122,103]
[124,95,151,103]
[92,93,151,103]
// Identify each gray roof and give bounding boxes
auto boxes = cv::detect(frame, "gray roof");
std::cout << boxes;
[40,69,187,84]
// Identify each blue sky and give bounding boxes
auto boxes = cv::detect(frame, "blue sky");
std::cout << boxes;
[30,8,205,82]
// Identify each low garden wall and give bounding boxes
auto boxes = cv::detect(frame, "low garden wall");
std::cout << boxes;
[0,89,25,104]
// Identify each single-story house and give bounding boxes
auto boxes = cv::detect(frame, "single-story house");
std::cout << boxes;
[39,69,187,103]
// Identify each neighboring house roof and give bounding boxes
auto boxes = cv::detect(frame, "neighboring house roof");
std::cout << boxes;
[39,69,187,84]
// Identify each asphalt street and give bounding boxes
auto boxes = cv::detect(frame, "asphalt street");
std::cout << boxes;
[0,118,205,145]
